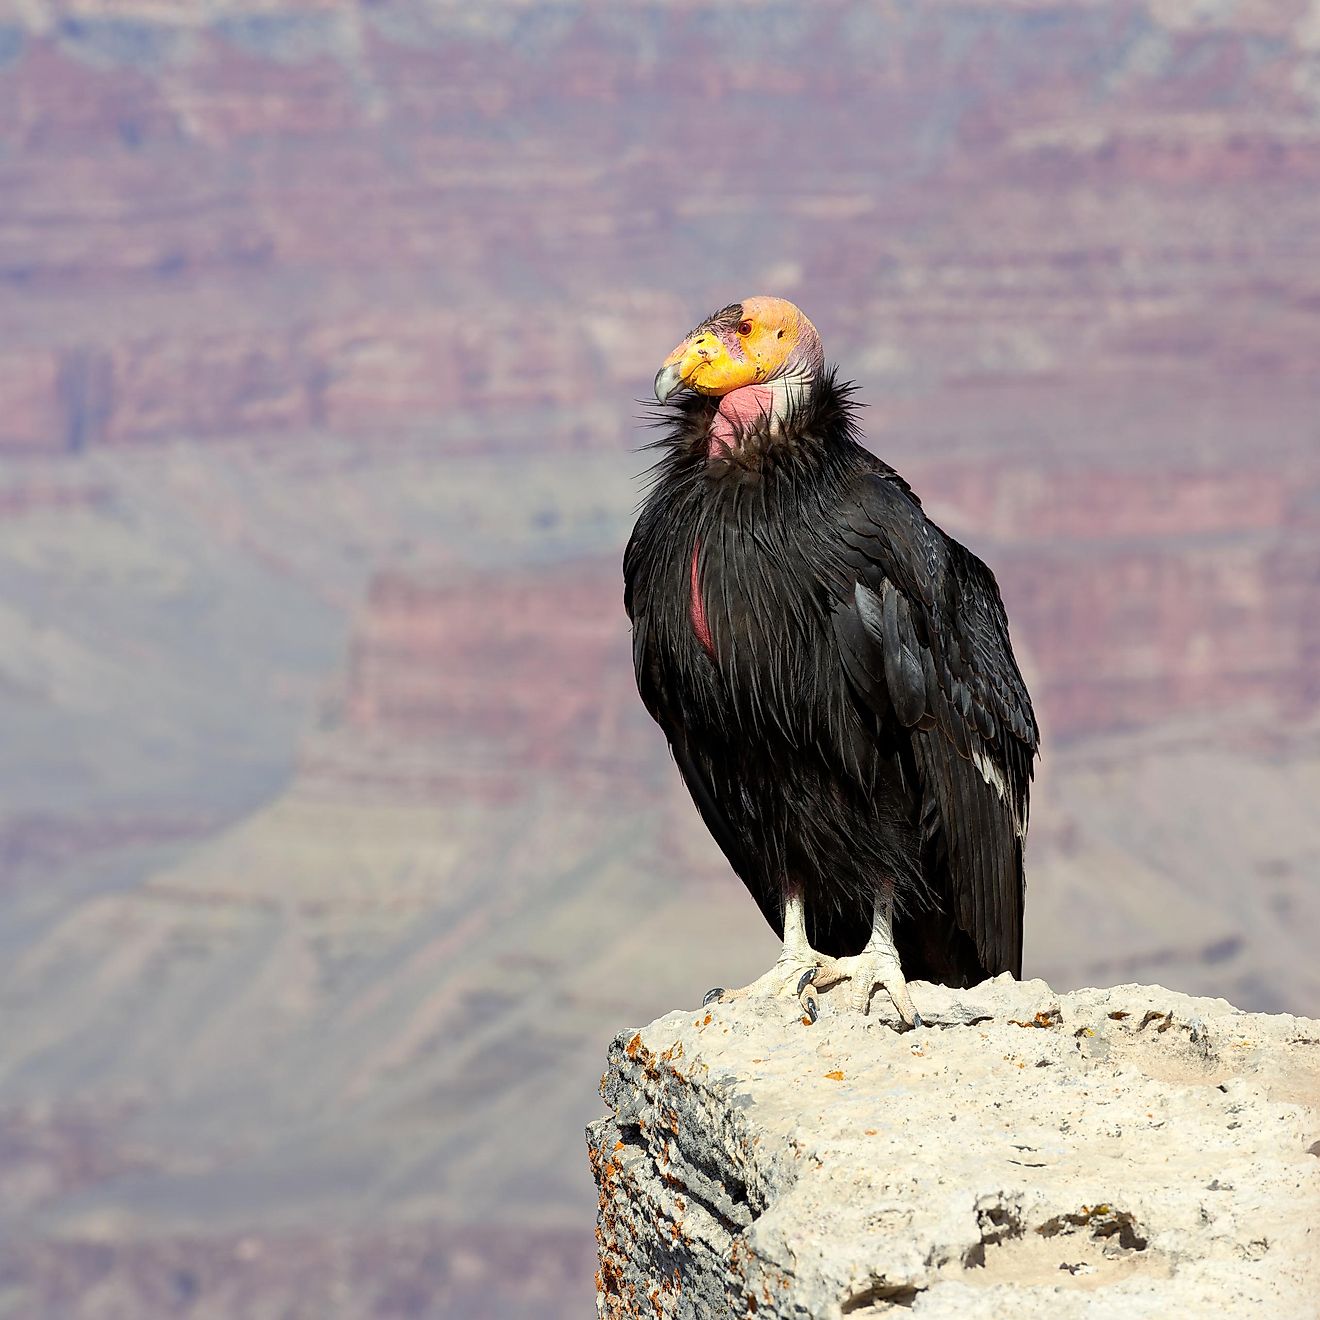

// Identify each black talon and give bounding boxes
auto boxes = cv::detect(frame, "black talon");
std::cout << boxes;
[804,996,818,1024]
[912,1011,924,1029]
[702,987,724,1006]
[796,967,818,995]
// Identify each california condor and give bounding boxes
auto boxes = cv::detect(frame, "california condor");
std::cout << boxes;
[624,297,1039,1025]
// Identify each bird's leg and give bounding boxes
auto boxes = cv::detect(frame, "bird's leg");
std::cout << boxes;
[704,883,821,1021]
[809,881,921,1027]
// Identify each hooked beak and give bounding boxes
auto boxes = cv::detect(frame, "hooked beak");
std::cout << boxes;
[654,361,686,403]
[653,327,753,402]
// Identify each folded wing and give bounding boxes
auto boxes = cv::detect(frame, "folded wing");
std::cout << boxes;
[830,472,1039,976]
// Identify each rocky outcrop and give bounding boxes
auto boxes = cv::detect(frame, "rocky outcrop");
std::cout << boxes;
[589,977,1320,1318]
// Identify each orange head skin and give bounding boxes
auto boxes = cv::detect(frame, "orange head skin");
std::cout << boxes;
[653,296,825,403]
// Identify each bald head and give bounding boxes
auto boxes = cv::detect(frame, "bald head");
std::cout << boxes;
[654,297,824,402]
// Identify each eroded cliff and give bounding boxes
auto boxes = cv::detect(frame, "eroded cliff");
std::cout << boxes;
[589,977,1320,1318]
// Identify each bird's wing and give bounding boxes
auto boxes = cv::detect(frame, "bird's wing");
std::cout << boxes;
[830,471,1038,976]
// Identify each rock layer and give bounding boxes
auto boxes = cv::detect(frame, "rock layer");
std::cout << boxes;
[589,977,1320,1317]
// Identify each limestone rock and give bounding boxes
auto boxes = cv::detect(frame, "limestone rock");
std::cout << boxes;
[588,977,1320,1317]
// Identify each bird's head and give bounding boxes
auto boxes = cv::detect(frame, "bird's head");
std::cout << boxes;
[653,296,824,405]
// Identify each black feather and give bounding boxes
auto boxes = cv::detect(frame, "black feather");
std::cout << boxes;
[623,372,1039,982]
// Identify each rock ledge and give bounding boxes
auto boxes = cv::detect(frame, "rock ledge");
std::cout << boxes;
[588,977,1320,1318]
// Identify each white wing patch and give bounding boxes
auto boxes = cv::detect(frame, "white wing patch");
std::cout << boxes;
[972,745,1025,837]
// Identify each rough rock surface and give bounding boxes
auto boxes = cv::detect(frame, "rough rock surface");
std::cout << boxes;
[588,977,1320,1318]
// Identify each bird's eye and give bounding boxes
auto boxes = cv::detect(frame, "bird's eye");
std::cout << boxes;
[776,329,784,339]
[737,320,753,336]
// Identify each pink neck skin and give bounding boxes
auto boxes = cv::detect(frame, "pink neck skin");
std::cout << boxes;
[709,385,776,456]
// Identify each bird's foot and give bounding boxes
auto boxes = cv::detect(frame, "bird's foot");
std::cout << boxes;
[704,954,823,1022]
[809,949,921,1028]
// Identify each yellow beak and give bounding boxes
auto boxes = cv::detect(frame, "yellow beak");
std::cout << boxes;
[654,330,757,402]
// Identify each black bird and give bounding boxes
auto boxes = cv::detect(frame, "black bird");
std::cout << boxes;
[624,297,1039,1024]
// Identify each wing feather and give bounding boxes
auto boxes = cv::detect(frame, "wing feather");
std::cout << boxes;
[831,471,1038,976]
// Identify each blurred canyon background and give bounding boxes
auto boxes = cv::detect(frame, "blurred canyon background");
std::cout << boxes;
[1,1,1319,1316]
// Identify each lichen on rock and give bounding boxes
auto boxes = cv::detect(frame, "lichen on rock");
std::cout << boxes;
[588,976,1320,1318]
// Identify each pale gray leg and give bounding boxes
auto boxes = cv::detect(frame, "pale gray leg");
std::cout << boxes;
[808,881,921,1027]
[705,883,822,1021]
